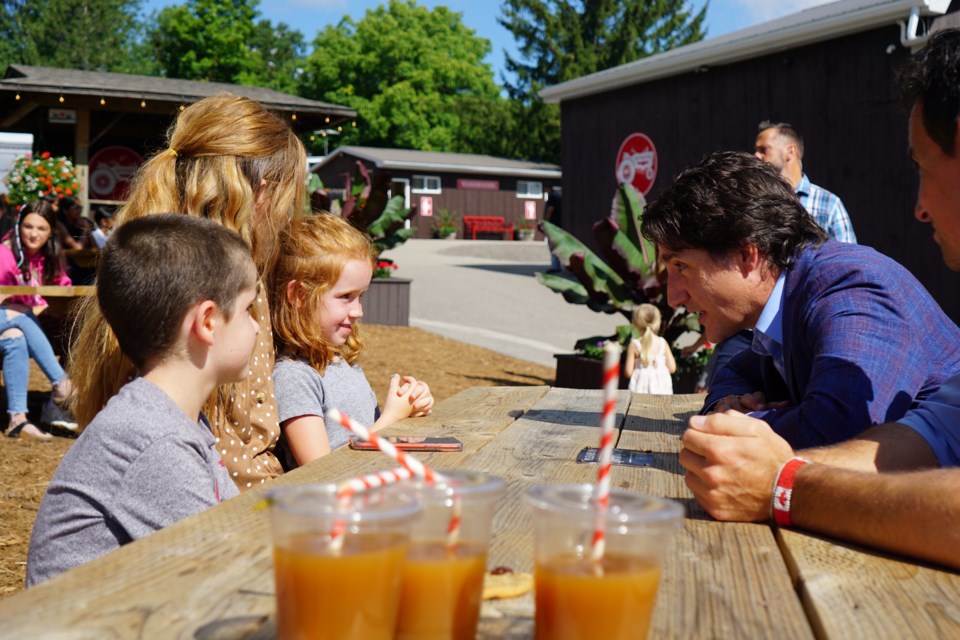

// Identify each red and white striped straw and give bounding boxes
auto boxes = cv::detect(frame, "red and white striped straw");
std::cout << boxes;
[326,408,459,552]
[329,467,414,553]
[337,467,414,500]
[326,408,442,484]
[590,341,621,564]
[445,494,463,552]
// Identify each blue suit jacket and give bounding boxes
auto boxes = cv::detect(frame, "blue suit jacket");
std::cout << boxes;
[705,241,960,448]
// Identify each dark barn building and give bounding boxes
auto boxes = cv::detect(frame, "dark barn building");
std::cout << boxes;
[541,0,960,321]
[314,146,561,239]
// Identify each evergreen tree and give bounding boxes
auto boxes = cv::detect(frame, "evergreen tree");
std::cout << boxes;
[498,0,707,162]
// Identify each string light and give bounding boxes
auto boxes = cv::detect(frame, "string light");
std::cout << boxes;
[291,113,297,121]
[321,131,327,138]
[309,135,315,141]
[140,99,146,108]
[15,93,20,101]
[352,121,357,127]
[337,126,342,132]
[99,97,106,106]
[179,104,185,111]
[325,116,330,123]
[58,95,64,103]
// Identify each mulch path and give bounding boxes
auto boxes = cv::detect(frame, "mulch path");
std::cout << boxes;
[0,324,555,599]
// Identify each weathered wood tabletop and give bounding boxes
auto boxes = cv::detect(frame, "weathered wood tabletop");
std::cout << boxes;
[1,386,958,638]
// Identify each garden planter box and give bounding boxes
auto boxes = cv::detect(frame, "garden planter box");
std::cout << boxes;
[554,353,629,389]
[364,277,411,326]
[672,370,701,394]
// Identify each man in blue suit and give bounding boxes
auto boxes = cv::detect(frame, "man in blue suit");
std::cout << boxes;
[670,29,960,570]
[642,151,960,450]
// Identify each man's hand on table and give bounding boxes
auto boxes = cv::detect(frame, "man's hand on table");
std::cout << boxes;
[680,411,794,521]
[713,390,789,413]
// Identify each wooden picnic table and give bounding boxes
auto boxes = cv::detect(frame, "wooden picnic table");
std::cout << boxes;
[1,386,958,638]
[0,285,95,317]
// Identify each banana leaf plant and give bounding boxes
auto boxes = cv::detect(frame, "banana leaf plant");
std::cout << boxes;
[338,161,416,255]
[537,183,702,355]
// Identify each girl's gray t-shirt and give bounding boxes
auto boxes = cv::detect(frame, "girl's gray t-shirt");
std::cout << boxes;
[273,357,378,469]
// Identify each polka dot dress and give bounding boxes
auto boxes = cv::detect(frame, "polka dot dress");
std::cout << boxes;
[209,290,282,491]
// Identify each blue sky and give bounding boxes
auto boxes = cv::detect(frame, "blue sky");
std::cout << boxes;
[143,0,836,83]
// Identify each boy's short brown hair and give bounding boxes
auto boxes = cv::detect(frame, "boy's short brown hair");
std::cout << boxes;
[97,213,255,369]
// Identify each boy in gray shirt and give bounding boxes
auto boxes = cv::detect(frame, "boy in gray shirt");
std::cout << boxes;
[27,214,260,586]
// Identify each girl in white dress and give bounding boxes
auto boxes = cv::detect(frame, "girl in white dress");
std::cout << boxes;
[625,304,676,394]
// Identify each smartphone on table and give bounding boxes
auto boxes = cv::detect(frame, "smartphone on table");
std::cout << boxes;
[576,446,654,467]
[348,435,464,452]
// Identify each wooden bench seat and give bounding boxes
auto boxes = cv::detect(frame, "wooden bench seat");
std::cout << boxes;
[462,215,514,240]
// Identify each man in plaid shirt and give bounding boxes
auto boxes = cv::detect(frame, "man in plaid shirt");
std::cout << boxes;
[755,122,857,243]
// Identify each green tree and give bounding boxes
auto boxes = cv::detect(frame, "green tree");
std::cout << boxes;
[237,20,307,93]
[147,0,306,89]
[499,0,707,162]
[300,0,505,154]
[0,0,144,72]
[149,0,260,82]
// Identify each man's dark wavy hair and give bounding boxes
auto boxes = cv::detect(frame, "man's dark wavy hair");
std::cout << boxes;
[898,28,960,155]
[641,151,827,271]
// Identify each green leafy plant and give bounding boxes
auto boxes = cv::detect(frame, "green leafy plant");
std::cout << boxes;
[673,342,715,375]
[433,207,458,237]
[339,161,416,254]
[3,152,81,206]
[516,216,536,231]
[538,183,704,365]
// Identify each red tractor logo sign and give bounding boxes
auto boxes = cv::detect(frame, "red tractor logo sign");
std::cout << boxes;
[89,146,142,201]
[615,133,658,195]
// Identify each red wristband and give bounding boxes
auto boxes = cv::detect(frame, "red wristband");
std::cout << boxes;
[771,457,809,527]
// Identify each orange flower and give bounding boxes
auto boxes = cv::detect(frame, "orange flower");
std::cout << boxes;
[40,151,50,159]
[65,188,73,195]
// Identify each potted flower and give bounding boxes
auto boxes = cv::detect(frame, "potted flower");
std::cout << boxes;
[433,208,458,239]
[514,217,536,241]
[671,341,714,393]
[373,258,398,279]
[3,152,81,206]
[554,334,631,389]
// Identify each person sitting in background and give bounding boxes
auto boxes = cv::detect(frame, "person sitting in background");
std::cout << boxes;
[1,199,76,357]
[56,196,95,284]
[55,196,92,251]
[26,214,256,586]
[0,200,78,436]
[90,207,115,248]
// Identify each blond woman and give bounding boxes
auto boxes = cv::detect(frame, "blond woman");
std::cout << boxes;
[69,93,306,490]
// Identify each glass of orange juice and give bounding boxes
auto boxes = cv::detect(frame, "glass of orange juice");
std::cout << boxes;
[527,484,683,640]
[395,470,505,640]
[267,483,422,640]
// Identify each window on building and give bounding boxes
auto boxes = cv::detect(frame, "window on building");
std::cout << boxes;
[412,175,441,193]
[516,180,543,198]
